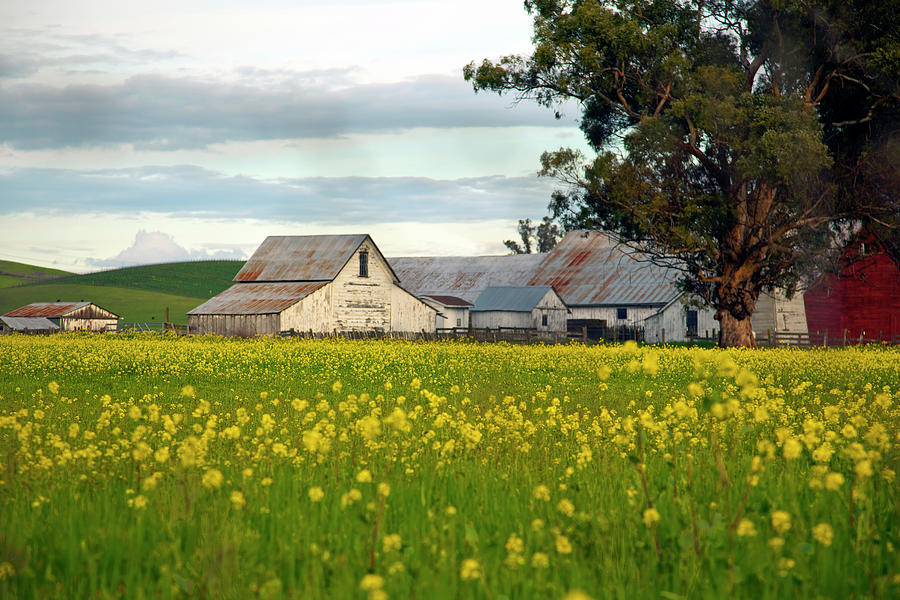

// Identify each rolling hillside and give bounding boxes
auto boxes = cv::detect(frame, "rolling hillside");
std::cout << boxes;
[0,260,72,288]
[0,260,244,325]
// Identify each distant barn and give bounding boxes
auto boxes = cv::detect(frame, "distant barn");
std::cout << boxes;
[419,295,473,330]
[188,234,436,337]
[1,302,119,333]
[804,233,900,340]
[470,286,568,333]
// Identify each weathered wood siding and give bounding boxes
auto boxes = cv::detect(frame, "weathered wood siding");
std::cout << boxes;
[471,311,533,329]
[57,304,120,331]
[189,314,280,337]
[566,305,660,326]
[331,239,393,332]
[391,286,437,333]
[751,291,808,336]
[643,302,718,343]
[280,285,333,333]
[532,289,568,332]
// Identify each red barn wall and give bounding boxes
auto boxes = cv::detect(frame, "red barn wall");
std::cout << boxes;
[804,246,900,339]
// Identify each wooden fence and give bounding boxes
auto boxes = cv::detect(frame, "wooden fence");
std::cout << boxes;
[277,327,581,344]
[757,329,900,348]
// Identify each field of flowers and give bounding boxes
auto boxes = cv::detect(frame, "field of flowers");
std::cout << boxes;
[0,333,897,599]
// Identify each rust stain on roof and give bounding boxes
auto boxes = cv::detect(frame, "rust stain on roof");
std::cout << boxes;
[4,302,91,317]
[187,282,327,315]
[234,234,369,282]
[527,230,681,306]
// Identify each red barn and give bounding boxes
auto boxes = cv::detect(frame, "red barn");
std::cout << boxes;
[804,233,900,340]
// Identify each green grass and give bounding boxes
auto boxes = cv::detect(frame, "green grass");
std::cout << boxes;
[0,283,206,324]
[49,260,243,298]
[0,259,72,286]
[0,260,243,324]
[0,337,896,599]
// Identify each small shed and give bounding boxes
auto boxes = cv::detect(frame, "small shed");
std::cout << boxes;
[470,286,568,332]
[643,298,718,343]
[419,295,473,330]
[2,302,119,332]
[0,316,60,333]
[188,234,437,337]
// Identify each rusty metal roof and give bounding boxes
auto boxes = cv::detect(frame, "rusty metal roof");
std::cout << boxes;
[527,230,682,306]
[4,302,91,317]
[234,234,371,282]
[421,295,473,308]
[0,316,60,330]
[187,282,327,315]
[390,254,544,304]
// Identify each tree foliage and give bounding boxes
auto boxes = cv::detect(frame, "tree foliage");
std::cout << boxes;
[466,0,899,347]
[504,217,563,254]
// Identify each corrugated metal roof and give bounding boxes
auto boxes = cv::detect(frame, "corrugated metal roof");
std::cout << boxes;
[187,282,328,315]
[234,234,369,282]
[472,286,557,312]
[0,316,60,330]
[390,254,544,303]
[528,231,681,306]
[421,295,473,307]
[4,302,91,317]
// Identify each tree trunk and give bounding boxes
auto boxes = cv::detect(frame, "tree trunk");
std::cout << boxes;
[716,309,756,348]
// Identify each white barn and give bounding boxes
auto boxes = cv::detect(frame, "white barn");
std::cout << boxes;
[188,234,436,337]
[470,286,568,333]
[419,295,473,330]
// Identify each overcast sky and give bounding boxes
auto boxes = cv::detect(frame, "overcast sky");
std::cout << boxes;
[0,0,589,272]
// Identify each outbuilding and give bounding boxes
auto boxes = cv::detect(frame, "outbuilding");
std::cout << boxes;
[1,302,119,332]
[470,286,568,332]
[419,295,473,330]
[188,234,437,337]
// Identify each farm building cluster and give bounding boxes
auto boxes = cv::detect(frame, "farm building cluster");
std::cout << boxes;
[185,230,829,342]
[4,228,896,343]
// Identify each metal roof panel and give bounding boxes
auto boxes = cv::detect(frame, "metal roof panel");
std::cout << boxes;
[234,235,369,282]
[4,302,91,317]
[472,286,558,312]
[187,282,328,315]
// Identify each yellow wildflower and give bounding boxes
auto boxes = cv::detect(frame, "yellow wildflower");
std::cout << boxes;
[555,535,573,554]
[201,468,224,490]
[812,523,833,547]
[771,511,791,535]
[308,487,325,502]
[533,485,551,501]
[736,519,757,537]
[230,490,246,510]
[643,507,661,528]
[531,552,549,568]
[460,558,481,580]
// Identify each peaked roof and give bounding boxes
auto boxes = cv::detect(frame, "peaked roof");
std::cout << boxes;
[187,282,328,315]
[5,301,92,317]
[528,230,681,306]
[390,254,544,304]
[0,316,60,330]
[472,286,560,312]
[234,234,396,283]
[421,295,473,308]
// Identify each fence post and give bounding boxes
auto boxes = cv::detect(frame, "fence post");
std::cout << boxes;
[767,329,771,347]
[661,328,666,345]
[582,325,587,344]
[843,329,847,346]
[823,330,828,347]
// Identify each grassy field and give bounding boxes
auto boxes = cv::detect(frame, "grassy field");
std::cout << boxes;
[0,260,72,288]
[50,260,243,298]
[0,260,243,324]
[0,284,206,324]
[0,335,897,599]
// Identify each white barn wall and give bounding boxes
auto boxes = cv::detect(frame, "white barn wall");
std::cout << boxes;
[532,289,568,332]
[280,286,334,333]
[391,287,437,333]
[471,311,533,329]
[190,314,280,337]
[643,301,718,343]
[331,239,393,332]
[567,305,659,325]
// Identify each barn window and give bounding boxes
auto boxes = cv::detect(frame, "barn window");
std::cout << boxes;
[541,314,548,327]
[359,251,368,277]
[456,318,461,327]
[617,307,627,320]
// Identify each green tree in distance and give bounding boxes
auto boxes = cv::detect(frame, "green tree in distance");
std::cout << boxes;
[504,217,563,254]
[466,0,899,347]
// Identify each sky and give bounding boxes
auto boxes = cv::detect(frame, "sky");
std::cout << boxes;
[0,0,590,272]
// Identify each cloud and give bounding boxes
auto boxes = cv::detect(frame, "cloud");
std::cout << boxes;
[0,166,559,223]
[88,230,247,268]
[0,72,573,150]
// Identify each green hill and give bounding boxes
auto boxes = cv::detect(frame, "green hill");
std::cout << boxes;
[0,260,72,288]
[0,260,245,325]
[50,260,244,298]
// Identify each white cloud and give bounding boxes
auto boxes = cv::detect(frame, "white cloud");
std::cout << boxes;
[89,230,248,268]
